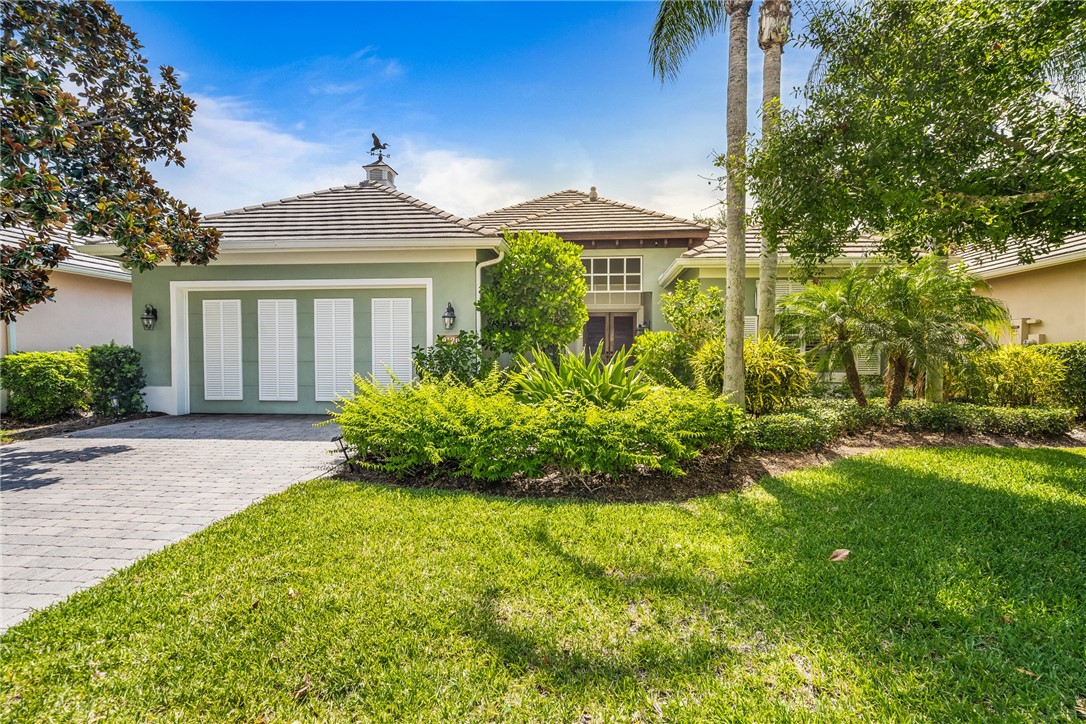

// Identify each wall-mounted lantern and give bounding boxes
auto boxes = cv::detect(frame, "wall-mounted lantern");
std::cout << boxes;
[636,321,649,336]
[442,302,456,331]
[140,304,158,331]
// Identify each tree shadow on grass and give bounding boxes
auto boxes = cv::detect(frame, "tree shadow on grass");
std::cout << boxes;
[453,447,1086,716]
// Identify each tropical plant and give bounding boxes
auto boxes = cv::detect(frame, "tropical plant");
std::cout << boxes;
[650,0,754,408]
[953,345,1066,408]
[512,344,654,409]
[750,0,1086,275]
[694,334,813,413]
[1036,342,1086,416]
[1,0,220,320]
[777,265,877,406]
[630,329,695,387]
[476,231,588,357]
[865,255,1009,408]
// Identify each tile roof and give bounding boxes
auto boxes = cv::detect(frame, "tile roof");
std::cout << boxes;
[0,226,130,281]
[957,232,1086,277]
[471,189,709,239]
[203,181,494,246]
[682,227,884,260]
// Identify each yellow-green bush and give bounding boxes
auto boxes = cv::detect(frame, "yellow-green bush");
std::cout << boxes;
[0,350,89,421]
[693,335,815,414]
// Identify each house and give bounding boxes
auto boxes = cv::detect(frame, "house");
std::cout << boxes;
[85,158,881,415]
[0,227,132,357]
[959,233,1086,344]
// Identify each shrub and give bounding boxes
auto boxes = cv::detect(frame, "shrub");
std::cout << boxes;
[1035,342,1086,416]
[630,330,695,387]
[87,342,146,416]
[892,401,1074,436]
[694,335,815,414]
[743,410,841,451]
[412,330,490,384]
[955,345,1065,407]
[0,350,89,421]
[660,279,726,344]
[477,230,589,356]
[512,345,654,409]
[332,377,743,480]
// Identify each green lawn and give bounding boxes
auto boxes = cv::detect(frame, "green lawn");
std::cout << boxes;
[2,448,1084,722]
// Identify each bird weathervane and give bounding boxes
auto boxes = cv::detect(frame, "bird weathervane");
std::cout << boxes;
[370,132,390,161]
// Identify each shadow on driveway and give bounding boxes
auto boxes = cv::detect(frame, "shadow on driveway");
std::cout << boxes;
[0,445,134,491]
[67,414,338,442]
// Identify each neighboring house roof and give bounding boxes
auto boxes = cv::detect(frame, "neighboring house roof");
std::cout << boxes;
[659,226,884,286]
[0,226,130,283]
[957,232,1086,278]
[202,181,495,248]
[471,189,710,241]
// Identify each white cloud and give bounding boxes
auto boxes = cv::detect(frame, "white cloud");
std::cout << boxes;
[152,95,531,218]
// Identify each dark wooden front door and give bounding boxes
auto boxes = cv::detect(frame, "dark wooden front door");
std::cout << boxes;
[584,313,637,358]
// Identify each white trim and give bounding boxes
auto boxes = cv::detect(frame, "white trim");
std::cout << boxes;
[657,257,864,287]
[201,249,479,266]
[54,262,131,283]
[142,385,177,414]
[971,248,1086,279]
[83,238,498,257]
[167,278,433,415]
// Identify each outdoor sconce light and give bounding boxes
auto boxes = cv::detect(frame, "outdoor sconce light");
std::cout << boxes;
[140,304,158,331]
[442,302,456,331]
[636,321,649,335]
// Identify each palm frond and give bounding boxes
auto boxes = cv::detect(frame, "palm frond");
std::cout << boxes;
[649,0,727,83]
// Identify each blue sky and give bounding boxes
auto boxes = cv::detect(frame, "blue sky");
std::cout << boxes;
[118,1,817,219]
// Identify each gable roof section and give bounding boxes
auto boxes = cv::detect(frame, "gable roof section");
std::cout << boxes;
[957,232,1086,278]
[0,227,130,283]
[203,181,494,248]
[471,189,710,241]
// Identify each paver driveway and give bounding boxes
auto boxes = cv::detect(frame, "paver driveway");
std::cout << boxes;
[0,414,339,630]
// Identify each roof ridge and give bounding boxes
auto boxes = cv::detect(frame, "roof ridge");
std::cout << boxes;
[469,189,586,222]
[359,181,492,234]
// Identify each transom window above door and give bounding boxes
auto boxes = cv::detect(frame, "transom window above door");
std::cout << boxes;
[583,257,643,307]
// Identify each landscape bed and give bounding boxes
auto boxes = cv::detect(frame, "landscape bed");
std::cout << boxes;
[2,447,1084,721]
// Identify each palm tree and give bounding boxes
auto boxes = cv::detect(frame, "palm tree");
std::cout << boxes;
[650,0,753,407]
[755,0,791,337]
[867,255,1009,408]
[777,265,874,406]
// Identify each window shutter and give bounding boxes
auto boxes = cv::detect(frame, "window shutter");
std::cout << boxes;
[203,299,243,401]
[854,346,882,376]
[743,315,759,338]
[372,297,412,385]
[258,299,297,401]
[314,298,354,401]
[775,279,805,299]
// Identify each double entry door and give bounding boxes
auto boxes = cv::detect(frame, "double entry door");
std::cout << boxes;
[583,312,636,360]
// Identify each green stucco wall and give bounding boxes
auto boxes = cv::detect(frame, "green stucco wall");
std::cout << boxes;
[130,259,478,389]
[187,288,427,414]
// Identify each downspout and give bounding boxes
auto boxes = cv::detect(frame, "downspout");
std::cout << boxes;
[6,319,16,354]
[475,248,505,331]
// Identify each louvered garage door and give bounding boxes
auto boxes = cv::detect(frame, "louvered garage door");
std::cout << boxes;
[314,298,355,401]
[203,299,243,401]
[258,299,297,401]
[372,298,412,385]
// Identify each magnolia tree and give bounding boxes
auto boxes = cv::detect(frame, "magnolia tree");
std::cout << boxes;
[1,0,220,321]
[476,231,589,358]
[750,0,1086,275]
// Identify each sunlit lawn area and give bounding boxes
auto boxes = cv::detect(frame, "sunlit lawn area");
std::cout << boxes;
[2,447,1084,721]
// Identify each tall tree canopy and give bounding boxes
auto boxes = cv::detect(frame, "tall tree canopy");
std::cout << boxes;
[750,0,1086,275]
[1,0,219,321]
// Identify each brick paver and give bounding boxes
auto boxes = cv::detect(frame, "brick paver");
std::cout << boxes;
[0,414,339,630]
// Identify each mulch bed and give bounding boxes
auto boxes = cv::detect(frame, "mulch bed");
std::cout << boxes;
[338,427,1086,503]
[1,410,164,443]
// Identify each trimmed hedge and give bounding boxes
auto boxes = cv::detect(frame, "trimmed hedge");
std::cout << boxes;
[0,350,89,421]
[743,399,1076,451]
[332,377,744,480]
[1036,342,1086,417]
[87,343,146,417]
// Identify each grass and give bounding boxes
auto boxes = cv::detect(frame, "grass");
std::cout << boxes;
[2,447,1085,722]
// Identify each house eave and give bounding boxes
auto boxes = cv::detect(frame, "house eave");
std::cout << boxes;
[81,237,501,257]
[969,248,1086,280]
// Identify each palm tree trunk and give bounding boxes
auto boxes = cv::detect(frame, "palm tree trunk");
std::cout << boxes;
[843,348,868,407]
[723,0,753,409]
[887,353,909,409]
[756,0,790,338]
